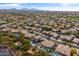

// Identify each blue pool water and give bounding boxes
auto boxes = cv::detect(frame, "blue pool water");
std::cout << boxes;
[52,52,61,56]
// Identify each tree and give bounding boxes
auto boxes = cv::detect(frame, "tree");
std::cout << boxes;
[42,25,52,31]
[74,31,79,38]
[21,40,31,51]
[70,48,77,56]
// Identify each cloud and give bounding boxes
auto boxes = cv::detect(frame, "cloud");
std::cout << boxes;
[0,0,79,3]
[0,4,19,6]
[22,0,79,3]
[0,4,24,9]
[0,0,23,3]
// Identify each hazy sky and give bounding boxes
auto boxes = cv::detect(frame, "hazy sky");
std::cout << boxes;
[0,3,79,11]
[0,0,79,3]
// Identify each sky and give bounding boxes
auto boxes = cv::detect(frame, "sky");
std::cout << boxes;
[0,0,79,11]
[0,3,79,11]
[0,0,79,3]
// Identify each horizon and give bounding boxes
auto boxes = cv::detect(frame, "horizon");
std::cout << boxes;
[0,3,79,11]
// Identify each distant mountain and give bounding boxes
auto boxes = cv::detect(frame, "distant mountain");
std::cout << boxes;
[19,8,43,11]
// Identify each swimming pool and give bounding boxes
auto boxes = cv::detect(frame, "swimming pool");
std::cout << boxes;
[52,52,61,56]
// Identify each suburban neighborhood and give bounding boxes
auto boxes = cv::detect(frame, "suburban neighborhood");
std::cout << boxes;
[0,9,79,56]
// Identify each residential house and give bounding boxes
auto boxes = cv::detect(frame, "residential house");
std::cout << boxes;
[55,44,71,56]
[32,35,43,44]
[40,40,55,49]
[60,35,73,41]
[72,38,79,44]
